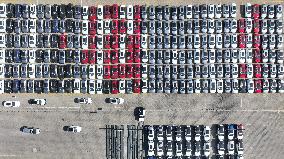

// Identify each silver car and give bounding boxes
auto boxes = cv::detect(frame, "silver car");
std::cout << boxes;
[179,80,186,94]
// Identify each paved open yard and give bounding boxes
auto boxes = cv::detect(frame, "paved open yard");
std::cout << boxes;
[0,0,284,158]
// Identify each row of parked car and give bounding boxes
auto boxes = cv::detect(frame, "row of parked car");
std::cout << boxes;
[145,124,244,158]
[244,3,282,19]
[146,79,284,94]
[0,79,143,94]
[147,49,284,64]
[0,49,142,64]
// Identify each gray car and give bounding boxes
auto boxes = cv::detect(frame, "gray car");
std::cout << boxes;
[157,65,163,79]
[44,19,51,33]
[149,50,156,64]
[164,35,170,49]
[179,36,185,49]
[157,50,163,64]
[73,34,81,48]
[179,80,186,94]
[171,21,177,35]
[14,19,21,33]
[37,19,44,33]
[156,6,163,20]
[164,65,171,79]
[149,5,155,20]
[172,65,178,79]
[35,64,42,78]
[21,19,29,33]
[73,64,80,78]
[21,64,27,78]
[157,36,163,49]
[187,80,194,94]
[149,20,155,35]
[149,65,156,79]
[164,79,171,93]
[27,80,34,93]
[149,35,155,49]
[67,35,73,48]
[164,50,171,64]
[74,50,80,63]
[43,79,49,93]
[45,4,51,19]
[156,79,163,93]
[59,50,65,64]
[178,20,185,35]
[80,80,87,94]
[163,21,170,35]
[186,20,193,34]
[14,34,21,48]
[13,64,19,78]
[21,34,29,48]
[179,51,185,64]
[81,65,87,79]
[172,36,178,49]
[179,66,186,79]
[44,34,50,48]
[157,21,163,35]
[172,80,178,93]
[163,5,170,20]
[149,79,156,93]
[187,65,194,79]
[126,80,133,94]
[141,20,148,34]
[43,64,49,78]
[74,19,81,34]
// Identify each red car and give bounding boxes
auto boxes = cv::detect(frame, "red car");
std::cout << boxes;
[254,48,261,63]
[119,19,127,34]
[81,50,89,64]
[134,49,141,63]
[238,19,245,33]
[103,65,111,79]
[126,64,133,78]
[238,34,246,48]
[111,20,118,34]
[89,35,96,49]
[89,50,96,64]
[134,5,141,19]
[254,64,262,78]
[111,50,119,64]
[133,20,141,34]
[111,80,119,94]
[134,64,141,78]
[111,4,119,19]
[239,64,247,78]
[104,35,111,49]
[89,6,97,21]
[127,35,134,49]
[103,50,111,64]
[134,35,140,49]
[111,65,118,79]
[111,35,119,49]
[133,79,141,93]
[252,4,260,19]
[254,79,262,93]
[253,19,260,33]
[119,64,126,78]
[253,34,260,48]
[89,21,96,35]
[126,49,133,63]
[104,5,111,19]
[59,34,66,49]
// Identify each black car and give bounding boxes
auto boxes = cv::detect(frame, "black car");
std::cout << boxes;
[50,49,58,63]
[12,79,20,93]
[59,20,65,33]
[13,64,19,78]
[43,50,50,63]
[50,80,58,93]
[37,34,44,48]
[6,34,13,48]
[58,80,64,93]
[51,34,58,48]
[4,80,12,93]
[21,34,29,48]
[103,80,111,94]
[20,80,26,93]
[74,5,81,19]
[4,64,12,78]
[59,4,66,19]
[21,50,28,63]
[15,4,22,18]
[50,64,57,78]
[35,50,44,63]
[239,79,247,93]
[37,19,44,33]
[13,49,21,63]
[6,19,14,33]
[51,4,59,19]
[6,3,15,18]
[36,4,44,19]
[27,80,34,93]
[5,49,13,63]
[66,19,73,33]
[22,4,29,19]
[64,64,72,78]
[65,50,73,63]
[66,3,74,18]
[57,65,64,79]
[64,79,72,93]
[34,80,43,93]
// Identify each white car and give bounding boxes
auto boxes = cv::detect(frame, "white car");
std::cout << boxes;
[246,18,252,33]
[127,5,133,19]
[29,99,46,105]
[81,35,88,49]
[29,34,36,48]
[28,64,35,78]
[75,98,92,104]
[215,4,222,18]
[203,126,211,141]
[82,20,88,35]
[215,34,223,49]
[97,20,103,35]
[82,6,89,20]
[96,51,103,64]
[97,5,103,19]
[96,64,103,79]
[108,98,124,104]
[0,34,5,47]
[228,140,235,155]
[119,80,125,94]
[141,34,147,49]
[3,101,20,107]
[29,4,36,18]
[119,34,125,49]
[230,3,237,18]
[148,126,154,141]
[245,3,252,18]
[141,80,148,93]
[0,3,6,18]
[194,34,200,48]
[156,140,164,156]
[217,79,223,93]
[89,65,95,79]
[208,4,215,19]
[104,20,110,34]
[29,19,36,33]
[22,126,40,134]
[0,18,6,33]
[127,20,133,34]
[119,5,126,19]
[237,140,244,155]
[247,79,254,93]
[148,140,155,156]
[218,124,225,141]
[0,80,3,94]
[65,125,82,133]
[96,35,103,49]
[0,49,4,63]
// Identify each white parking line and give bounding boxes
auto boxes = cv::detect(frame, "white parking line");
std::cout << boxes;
[25,106,80,109]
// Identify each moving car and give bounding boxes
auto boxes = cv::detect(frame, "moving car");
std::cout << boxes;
[21,126,40,134]
[107,98,124,104]
[65,125,82,133]
[2,101,20,107]
[29,99,47,105]
[74,98,92,104]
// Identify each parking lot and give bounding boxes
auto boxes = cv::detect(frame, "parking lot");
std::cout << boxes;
[0,0,283,159]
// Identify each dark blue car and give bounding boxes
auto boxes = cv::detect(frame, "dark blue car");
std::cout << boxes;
[52,19,59,33]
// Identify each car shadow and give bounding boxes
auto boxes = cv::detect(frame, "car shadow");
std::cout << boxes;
[105,98,110,103]
[20,126,26,131]
[63,126,69,131]
[73,98,79,103]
